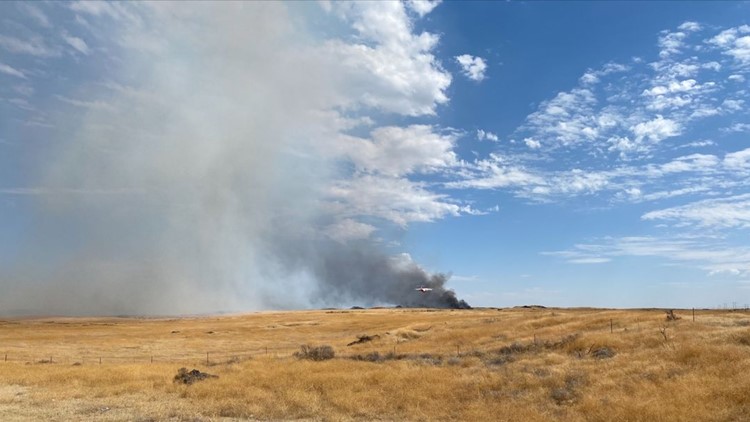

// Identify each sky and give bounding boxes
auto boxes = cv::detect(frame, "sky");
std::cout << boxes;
[1,1,750,313]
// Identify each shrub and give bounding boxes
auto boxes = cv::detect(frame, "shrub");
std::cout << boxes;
[294,344,335,361]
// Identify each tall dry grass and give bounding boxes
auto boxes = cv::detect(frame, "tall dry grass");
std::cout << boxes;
[1,307,750,421]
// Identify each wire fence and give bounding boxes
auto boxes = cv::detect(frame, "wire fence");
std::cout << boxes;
[0,346,292,366]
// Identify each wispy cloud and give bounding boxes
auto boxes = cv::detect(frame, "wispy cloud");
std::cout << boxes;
[18,2,51,28]
[62,31,91,55]
[642,194,750,229]
[0,62,26,79]
[0,34,60,57]
[544,235,750,277]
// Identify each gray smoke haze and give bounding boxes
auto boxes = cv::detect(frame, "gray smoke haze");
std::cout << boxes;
[1,2,468,315]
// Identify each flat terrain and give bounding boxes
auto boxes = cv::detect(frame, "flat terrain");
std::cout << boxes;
[1,307,749,421]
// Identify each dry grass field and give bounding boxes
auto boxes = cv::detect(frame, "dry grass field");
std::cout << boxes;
[1,307,750,421]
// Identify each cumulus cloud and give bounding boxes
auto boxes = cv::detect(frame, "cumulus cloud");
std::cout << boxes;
[455,54,487,81]
[631,115,681,143]
[678,21,702,32]
[708,25,750,64]
[658,30,687,58]
[325,2,451,115]
[341,125,457,176]
[524,137,541,149]
[724,148,750,170]
[329,175,462,226]
[406,0,442,17]
[477,129,499,142]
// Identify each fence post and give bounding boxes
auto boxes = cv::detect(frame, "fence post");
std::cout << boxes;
[693,308,695,322]
[99,357,102,365]
[206,352,209,365]
[610,319,613,333]
[151,355,153,364]
[4,353,6,362]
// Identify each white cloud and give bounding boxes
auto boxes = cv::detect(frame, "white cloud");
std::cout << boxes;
[553,169,610,194]
[708,25,750,64]
[328,175,462,226]
[631,115,681,143]
[570,257,612,264]
[642,79,699,96]
[18,2,51,28]
[406,0,442,17]
[679,139,715,149]
[524,137,541,149]
[546,235,750,277]
[659,153,719,174]
[725,123,750,133]
[476,129,498,142]
[342,125,457,176]
[520,88,601,146]
[642,194,750,229]
[728,74,745,82]
[325,2,451,116]
[722,99,744,112]
[646,95,692,111]
[638,186,712,202]
[55,95,114,111]
[0,62,26,79]
[69,1,137,21]
[62,31,91,55]
[446,154,543,190]
[724,148,750,170]
[678,22,702,32]
[658,30,686,58]
[455,54,487,81]
[579,72,599,85]
[0,34,59,57]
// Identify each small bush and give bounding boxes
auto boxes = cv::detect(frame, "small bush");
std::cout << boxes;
[591,347,616,359]
[294,345,335,361]
[351,352,384,362]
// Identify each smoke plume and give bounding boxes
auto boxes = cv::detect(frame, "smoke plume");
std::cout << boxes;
[1,2,469,315]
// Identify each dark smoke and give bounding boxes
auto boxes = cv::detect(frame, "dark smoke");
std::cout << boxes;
[308,244,471,309]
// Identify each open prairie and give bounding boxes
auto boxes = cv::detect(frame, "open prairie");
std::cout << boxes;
[1,307,750,421]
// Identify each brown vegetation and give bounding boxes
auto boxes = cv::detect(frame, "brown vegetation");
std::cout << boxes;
[1,307,750,421]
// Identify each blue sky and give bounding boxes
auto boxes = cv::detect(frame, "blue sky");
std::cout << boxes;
[1,1,750,313]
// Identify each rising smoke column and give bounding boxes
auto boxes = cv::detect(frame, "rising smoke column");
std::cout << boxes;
[0,2,469,315]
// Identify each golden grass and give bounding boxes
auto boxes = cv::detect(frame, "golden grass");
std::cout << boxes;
[1,307,750,421]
